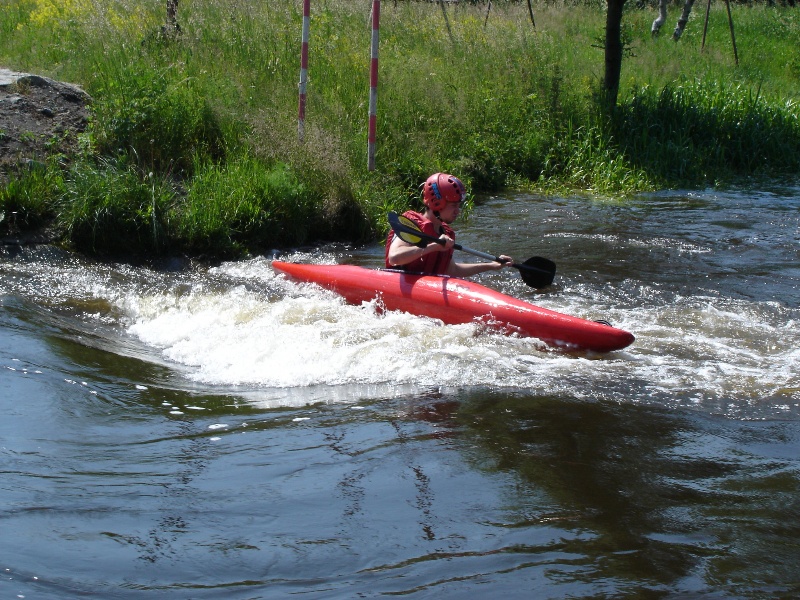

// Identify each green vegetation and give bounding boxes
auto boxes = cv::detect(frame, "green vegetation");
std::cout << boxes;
[0,158,63,231]
[57,156,175,254]
[1,0,798,256]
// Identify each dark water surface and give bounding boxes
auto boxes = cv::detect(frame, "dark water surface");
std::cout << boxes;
[2,187,799,598]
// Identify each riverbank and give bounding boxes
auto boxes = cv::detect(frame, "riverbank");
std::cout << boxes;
[0,68,89,246]
[1,1,799,257]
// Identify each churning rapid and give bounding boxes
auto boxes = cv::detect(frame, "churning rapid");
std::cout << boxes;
[2,188,798,418]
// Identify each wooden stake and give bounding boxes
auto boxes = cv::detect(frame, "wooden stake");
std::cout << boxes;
[701,0,712,51]
[701,0,739,66]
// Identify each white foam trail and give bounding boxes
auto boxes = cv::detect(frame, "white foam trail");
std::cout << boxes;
[110,257,800,414]
[127,278,529,388]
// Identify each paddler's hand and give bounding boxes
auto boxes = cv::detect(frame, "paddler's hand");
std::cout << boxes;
[489,255,514,270]
[435,234,455,252]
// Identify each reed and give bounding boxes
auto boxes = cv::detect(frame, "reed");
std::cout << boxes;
[1,0,798,255]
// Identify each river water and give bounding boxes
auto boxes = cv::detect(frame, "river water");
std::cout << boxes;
[2,187,799,598]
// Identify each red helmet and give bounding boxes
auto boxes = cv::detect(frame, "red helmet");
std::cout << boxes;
[422,173,465,212]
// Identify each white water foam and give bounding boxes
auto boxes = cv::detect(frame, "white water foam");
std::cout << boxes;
[114,258,798,416]
[117,259,588,395]
[10,250,792,415]
[127,275,530,388]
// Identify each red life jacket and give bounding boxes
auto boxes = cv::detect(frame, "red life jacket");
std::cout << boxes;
[384,210,455,275]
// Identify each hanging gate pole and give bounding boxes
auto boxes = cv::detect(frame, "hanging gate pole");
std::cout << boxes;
[298,0,311,142]
[368,0,381,171]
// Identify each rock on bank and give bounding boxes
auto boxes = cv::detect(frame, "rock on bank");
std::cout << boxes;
[0,68,91,182]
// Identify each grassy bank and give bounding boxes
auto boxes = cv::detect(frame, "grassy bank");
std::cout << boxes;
[1,0,799,256]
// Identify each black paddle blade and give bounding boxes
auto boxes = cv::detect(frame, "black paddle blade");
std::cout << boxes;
[515,257,556,289]
[391,213,429,248]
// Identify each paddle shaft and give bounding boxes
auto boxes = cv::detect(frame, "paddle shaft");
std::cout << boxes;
[388,212,552,278]
[438,240,508,264]
[423,233,505,263]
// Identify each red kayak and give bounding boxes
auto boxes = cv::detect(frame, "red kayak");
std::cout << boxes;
[272,261,634,353]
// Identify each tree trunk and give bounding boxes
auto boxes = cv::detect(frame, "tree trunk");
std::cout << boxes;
[604,0,626,110]
[165,0,180,35]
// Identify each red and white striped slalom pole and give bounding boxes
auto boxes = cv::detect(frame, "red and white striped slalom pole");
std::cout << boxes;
[298,0,311,142]
[367,0,380,170]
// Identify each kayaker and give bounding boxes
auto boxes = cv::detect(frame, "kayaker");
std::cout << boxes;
[385,173,514,276]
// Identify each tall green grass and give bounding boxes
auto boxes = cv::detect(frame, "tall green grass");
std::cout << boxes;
[57,156,176,254]
[0,158,64,231]
[615,80,800,184]
[88,58,228,177]
[1,0,798,255]
[178,156,320,256]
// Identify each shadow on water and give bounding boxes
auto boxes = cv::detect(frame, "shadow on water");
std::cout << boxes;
[440,389,800,597]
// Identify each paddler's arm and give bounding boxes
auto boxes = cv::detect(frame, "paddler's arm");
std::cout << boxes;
[446,255,514,278]
[386,233,454,267]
